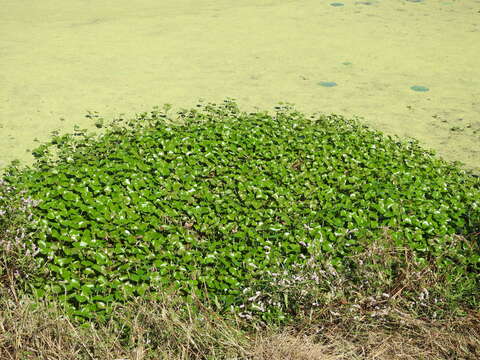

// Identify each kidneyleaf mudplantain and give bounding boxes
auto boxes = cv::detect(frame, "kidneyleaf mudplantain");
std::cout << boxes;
[2,98,479,323]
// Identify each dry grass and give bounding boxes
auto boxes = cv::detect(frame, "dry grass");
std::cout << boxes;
[1,290,479,360]
[253,316,480,360]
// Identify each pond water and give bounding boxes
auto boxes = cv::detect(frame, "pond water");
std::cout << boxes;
[1,0,479,172]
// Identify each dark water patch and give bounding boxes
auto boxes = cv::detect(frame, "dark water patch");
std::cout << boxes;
[410,85,429,92]
[330,2,345,7]
[318,81,338,87]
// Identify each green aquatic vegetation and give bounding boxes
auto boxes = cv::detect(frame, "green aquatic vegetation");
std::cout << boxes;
[2,99,479,322]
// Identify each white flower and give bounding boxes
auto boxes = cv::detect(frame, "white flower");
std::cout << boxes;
[248,291,261,302]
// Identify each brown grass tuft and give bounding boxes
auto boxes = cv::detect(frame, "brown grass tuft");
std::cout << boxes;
[1,291,479,360]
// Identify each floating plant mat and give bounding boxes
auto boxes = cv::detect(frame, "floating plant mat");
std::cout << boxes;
[1,0,479,173]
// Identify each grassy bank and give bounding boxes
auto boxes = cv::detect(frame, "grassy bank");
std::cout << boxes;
[1,99,479,359]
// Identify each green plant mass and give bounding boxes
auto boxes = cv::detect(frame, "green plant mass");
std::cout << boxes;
[2,99,479,322]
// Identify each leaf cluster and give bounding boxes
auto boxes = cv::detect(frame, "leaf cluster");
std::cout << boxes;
[2,99,479,322]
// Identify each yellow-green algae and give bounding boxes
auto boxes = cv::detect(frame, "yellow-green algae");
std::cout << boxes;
[1,0,479,173]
